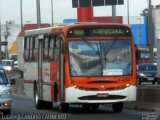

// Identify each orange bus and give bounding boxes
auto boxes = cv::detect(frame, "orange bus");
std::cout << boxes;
[23,23,138,112]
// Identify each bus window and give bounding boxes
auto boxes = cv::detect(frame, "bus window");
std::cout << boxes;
[33,36,38,61]
[29,37,34,60]
[24,37,30,61]
[43,37,49,61]
[54,36,60,62]
[48,35,55,61]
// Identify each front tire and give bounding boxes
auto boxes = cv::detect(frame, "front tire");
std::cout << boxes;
[112,102,123,112]
[43,101,53,110]
[59,103,69,113]
[34,85,44,109]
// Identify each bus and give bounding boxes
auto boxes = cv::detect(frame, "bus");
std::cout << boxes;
[23,23,139,112]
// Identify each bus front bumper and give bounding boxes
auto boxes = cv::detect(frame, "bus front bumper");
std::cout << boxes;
[65,85,137,103]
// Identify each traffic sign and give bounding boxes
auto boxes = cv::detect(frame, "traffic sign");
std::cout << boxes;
[1,41,8,46]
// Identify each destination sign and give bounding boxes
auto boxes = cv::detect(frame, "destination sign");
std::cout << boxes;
[68,27,131,37]
[90,29,125,36]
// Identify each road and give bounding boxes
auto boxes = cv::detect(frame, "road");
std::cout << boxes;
[3,69,159,120]
[0,94,157,120]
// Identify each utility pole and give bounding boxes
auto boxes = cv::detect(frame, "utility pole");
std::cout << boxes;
[127,0,130,25]
[36,0,41,28]
[4,21,10,59]
[20,0,23,30]
[2,21,11,59]
[51,0,54,26]
[148,0,154,59]
[112,5,116,23]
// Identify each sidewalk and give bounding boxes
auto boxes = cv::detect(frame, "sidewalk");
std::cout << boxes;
[124,101,160,112]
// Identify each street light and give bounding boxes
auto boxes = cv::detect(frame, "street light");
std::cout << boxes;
[51,0,54,26]
[20,0,23,30]
[36,0,41,28]
[127,0,129,25]
[148,0,154,59]
[112,5,116,23]
[140,0,154,59]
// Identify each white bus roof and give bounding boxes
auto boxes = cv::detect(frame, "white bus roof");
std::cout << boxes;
[25,27,54,36]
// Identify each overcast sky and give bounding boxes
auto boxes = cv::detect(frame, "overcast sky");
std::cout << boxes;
[0,0,159,24]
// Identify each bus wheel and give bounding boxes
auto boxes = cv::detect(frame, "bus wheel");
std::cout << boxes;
[59,103,69,113]
[112,102,123,112]
[34,87,43,109]
[43,101,53,110]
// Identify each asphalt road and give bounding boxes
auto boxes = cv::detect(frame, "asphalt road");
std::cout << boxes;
[3,69,160,120]
[0,94,157,120]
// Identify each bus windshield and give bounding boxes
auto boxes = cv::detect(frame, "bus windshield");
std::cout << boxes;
[68,40,132,77]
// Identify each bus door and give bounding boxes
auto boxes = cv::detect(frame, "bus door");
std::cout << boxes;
[38,34,44,99]
[53,34,65,102]
[59,37,65,102]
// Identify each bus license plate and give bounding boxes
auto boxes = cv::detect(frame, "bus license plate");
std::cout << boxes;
[97,93,109,98]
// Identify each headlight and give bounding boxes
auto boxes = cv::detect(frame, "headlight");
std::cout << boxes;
[2,90,11,96]
[7,66,12,71]
[139,73,145,77]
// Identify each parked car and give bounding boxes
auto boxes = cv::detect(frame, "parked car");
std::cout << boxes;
[152,56,157,66]
[137,63,157,85]
[1,59,14,71]
[0,65,14,115]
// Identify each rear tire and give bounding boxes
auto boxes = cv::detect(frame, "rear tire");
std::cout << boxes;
[112,102,123,112]
[34,85,43,109]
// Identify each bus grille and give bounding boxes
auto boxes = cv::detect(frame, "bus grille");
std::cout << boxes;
[78,86,126,91]
[78,95,126,100]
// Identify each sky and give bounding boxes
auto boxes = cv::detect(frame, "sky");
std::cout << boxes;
[0,0,160,24]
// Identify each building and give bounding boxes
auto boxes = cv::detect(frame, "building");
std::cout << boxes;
[130,16,148,48]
